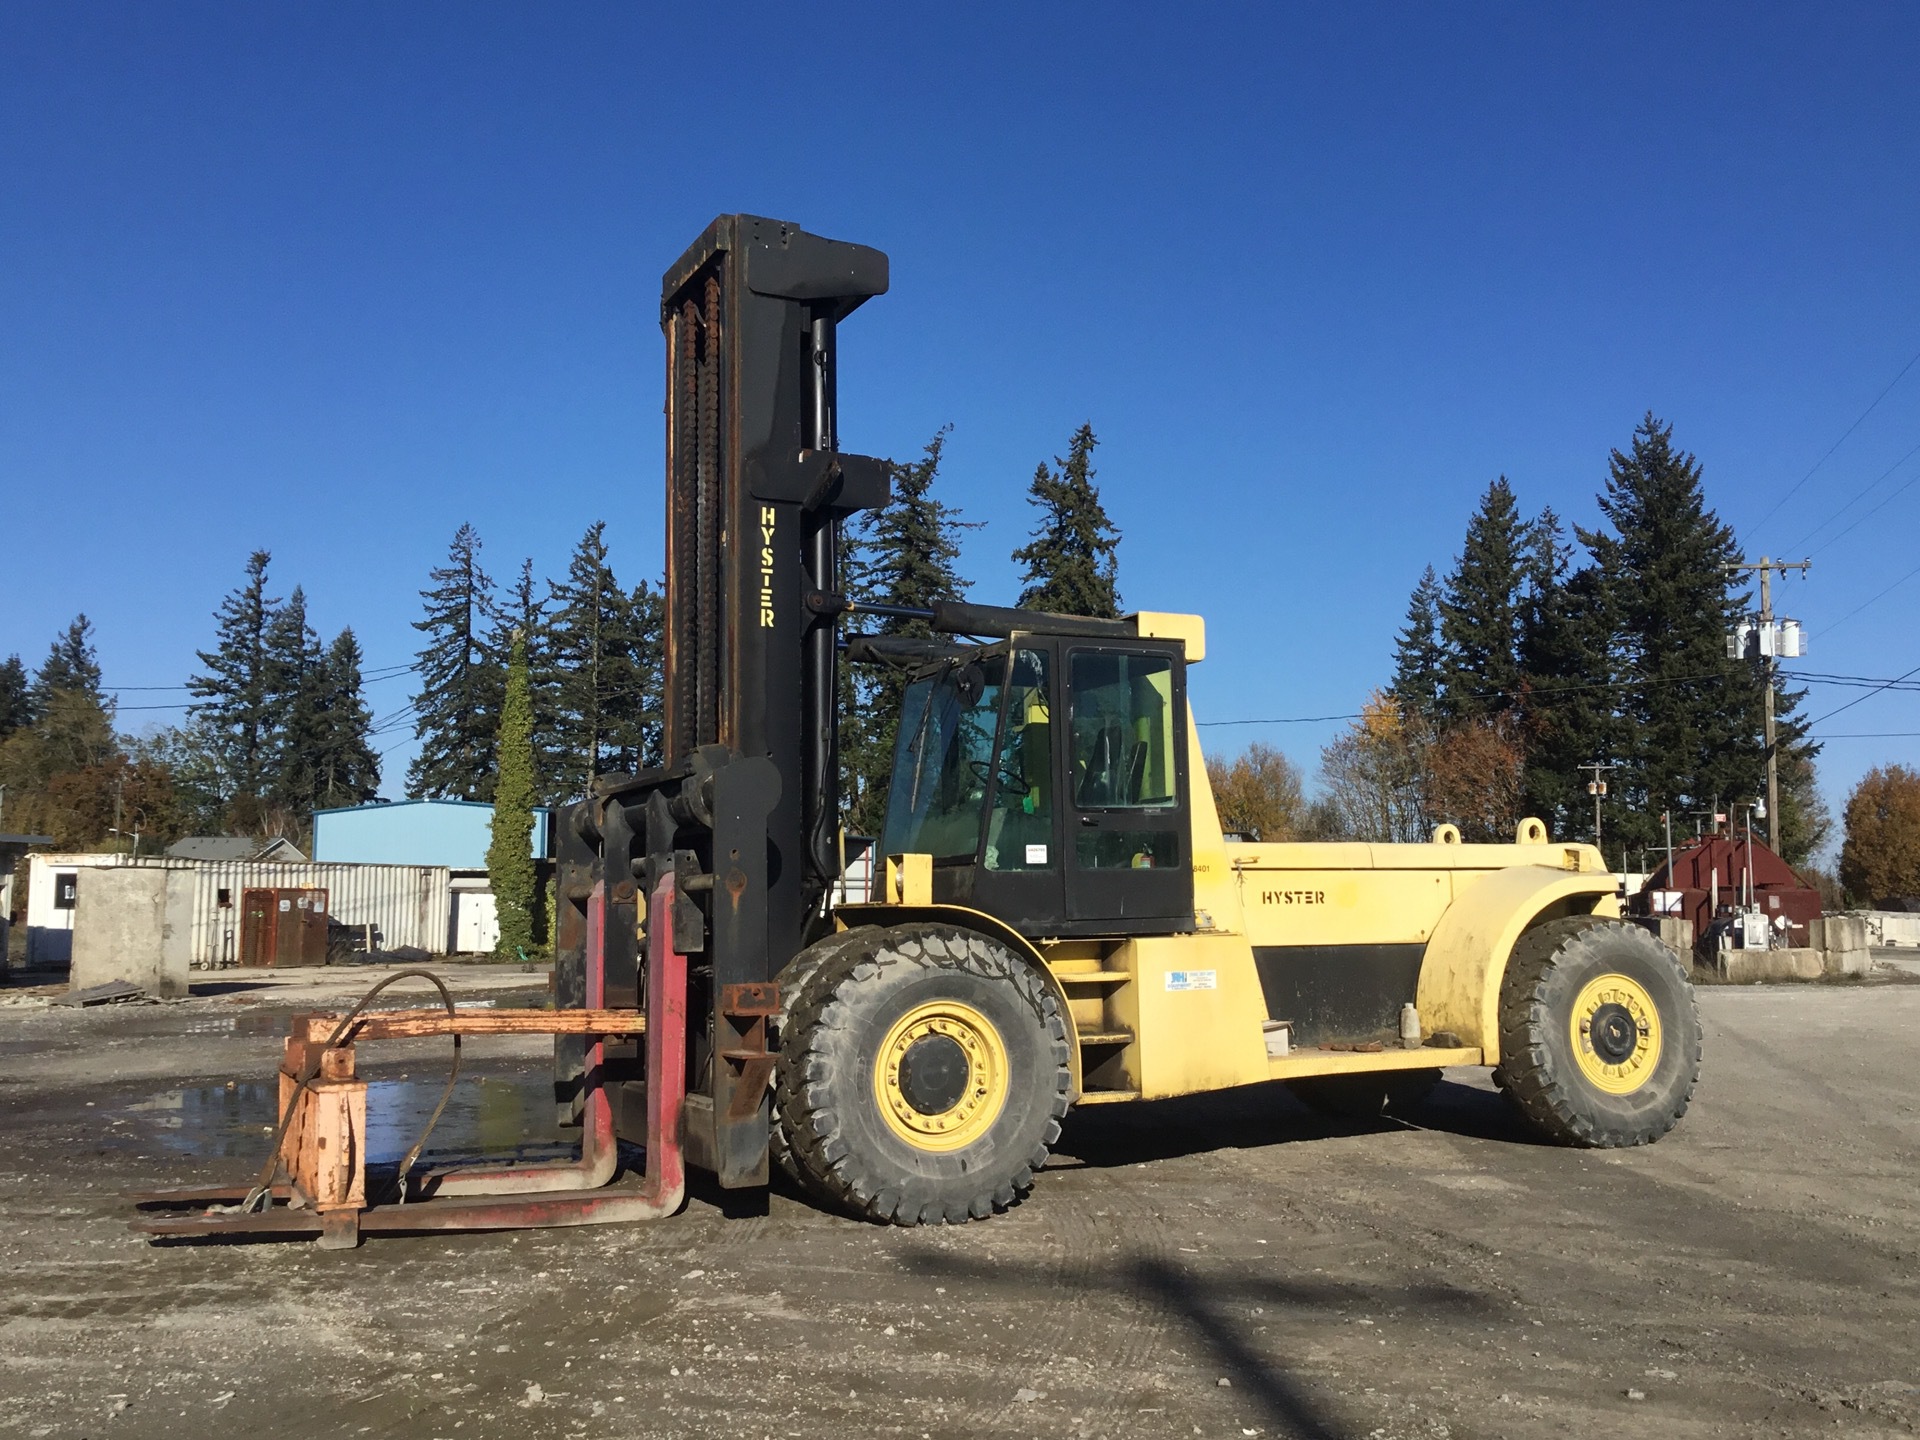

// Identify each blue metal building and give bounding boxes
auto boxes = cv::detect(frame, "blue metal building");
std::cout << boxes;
[311,800,552,870]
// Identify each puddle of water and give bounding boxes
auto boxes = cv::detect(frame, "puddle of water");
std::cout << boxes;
[122,1074,567,1165]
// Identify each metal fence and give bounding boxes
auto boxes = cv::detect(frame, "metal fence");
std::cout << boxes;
[23,854,452,968]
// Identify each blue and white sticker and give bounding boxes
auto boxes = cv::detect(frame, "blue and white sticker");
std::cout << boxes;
[1165,969,1217,992]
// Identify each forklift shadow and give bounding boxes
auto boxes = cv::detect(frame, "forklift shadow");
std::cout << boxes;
[899,1247,1499,1439]
[1053,1075,1549,1171]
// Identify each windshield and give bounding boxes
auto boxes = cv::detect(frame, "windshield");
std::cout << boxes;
[879,657,1006,862]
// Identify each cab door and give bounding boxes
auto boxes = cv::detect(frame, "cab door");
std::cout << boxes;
[1060,643,1194,932]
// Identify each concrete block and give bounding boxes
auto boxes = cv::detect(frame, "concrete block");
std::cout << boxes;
[69,868,192,999]
[1652,916,1695,965]
[1824,945,1873,977]
[1716,947,1824,984]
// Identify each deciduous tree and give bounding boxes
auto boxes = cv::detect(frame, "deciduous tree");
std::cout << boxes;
[1318,693,1430,843]
[1840,765,1920,907]
[1206,742,1308,842]
[1425,715,1526,842]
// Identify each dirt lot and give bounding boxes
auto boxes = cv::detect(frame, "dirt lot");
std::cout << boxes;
[1,963,1917,1440]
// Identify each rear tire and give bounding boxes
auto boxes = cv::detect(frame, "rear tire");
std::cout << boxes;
[1496,917,1700,1147]
[774,924,1071,1225]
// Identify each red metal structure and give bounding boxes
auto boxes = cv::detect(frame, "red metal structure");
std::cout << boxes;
[1630,833,1822,948]
[131,876,690,1245]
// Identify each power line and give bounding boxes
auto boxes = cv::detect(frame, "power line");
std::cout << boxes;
[1751,342,1920,536]
[1818,560,1920,638]
[1806,660,1920,728]
[1790,437,1920,557]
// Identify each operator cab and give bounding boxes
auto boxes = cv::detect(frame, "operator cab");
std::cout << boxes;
[878,633,1194,937]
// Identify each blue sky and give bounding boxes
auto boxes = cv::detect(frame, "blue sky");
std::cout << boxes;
[4,4,1917,852]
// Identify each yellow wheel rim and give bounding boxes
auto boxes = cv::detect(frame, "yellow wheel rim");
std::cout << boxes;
[873,1000,1010,1152]
[1569,972,1663,1095]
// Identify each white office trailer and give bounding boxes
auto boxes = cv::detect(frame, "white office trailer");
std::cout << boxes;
[22,853,452,968]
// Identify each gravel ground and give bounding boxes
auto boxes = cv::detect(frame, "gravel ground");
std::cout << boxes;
[1,963,1917,1440]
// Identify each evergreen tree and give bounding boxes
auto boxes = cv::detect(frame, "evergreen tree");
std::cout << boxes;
[31,615,104,715]
[1578,414,1763,854]
[0,654,32,739]
[1388,567,1444,719]
[265,584,322,806]
[488,628,538,958]
[406,524,503,801]
[1436,478,1527,721]
[1516,511,1616,839]
[1013,423,1121,617]
[279,629,382,813]
[188,552,282,806]
[618,578,665,773]
[546,523,658,794]
[494,560,564,804]
[843,427,979,835]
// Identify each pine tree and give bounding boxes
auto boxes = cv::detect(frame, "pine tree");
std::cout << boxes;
[547,524,660,795]
[1436,478,1527,721]
[488,628,538,958]
[618,578,665,773]
[265,585,323,807]
[188,552,282,807]
[284,629,382,812]
[1578,414,1763,854]
[31,615,104,715]
[1388,567,1444,719]
[406,524,503,801]
[842,427,979,835]
[1516,511,1616,839]
[1,654,34,739]
[1013,423,1121,618]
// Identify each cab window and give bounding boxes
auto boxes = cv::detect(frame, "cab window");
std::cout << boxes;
[1070,652,1177,808]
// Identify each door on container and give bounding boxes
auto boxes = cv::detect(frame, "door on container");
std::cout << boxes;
[294,890,329,965]
[240,889,277,966]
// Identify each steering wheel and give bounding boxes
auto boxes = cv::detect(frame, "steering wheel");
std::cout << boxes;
[968,758,1030,796]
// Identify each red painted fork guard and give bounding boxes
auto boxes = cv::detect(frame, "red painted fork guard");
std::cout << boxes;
[131,876,689,1242]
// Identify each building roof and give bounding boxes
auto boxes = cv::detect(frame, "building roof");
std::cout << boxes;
[165,836,308,863]
[312,798,554,816]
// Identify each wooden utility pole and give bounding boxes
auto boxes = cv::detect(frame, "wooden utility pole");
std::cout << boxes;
[1580,760,1615,848]
[1725,556,1810,851]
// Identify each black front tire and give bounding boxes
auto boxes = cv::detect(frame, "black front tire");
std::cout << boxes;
[1496,917,1701,1147]
[774,924,1071,1225]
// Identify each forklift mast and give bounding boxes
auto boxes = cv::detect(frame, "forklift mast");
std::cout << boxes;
[552,215,890,1189]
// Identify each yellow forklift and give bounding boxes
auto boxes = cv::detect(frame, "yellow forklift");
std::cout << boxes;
[135,216,1697,1242]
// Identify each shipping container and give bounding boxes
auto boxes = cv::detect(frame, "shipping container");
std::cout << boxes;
[22,854,452,968]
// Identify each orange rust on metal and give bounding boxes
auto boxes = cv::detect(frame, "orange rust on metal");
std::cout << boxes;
[719,981,778,1016]
[292,1008,646,1044]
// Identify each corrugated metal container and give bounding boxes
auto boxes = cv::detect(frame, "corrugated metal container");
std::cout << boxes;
[24,854,452,968]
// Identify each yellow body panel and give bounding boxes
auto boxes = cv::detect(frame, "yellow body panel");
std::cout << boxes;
[1100,933,1270,1098]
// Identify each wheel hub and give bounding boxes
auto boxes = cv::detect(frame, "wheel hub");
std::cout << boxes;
[898,1033,969,1115]
[874,1001,1010,1152]
[1570,973,1663,1095]
[1587,1002,1640,1063]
